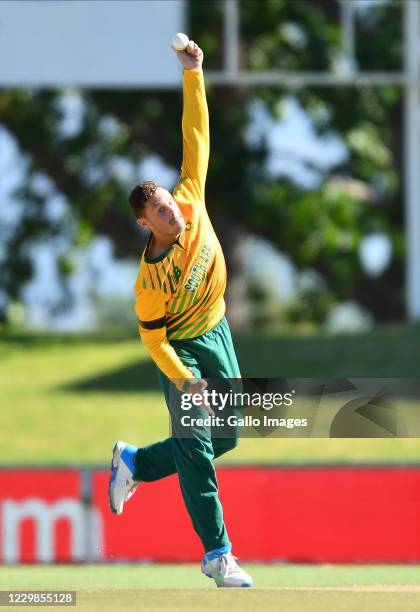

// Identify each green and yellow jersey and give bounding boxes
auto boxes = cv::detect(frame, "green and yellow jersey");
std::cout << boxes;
[134,69,226,388]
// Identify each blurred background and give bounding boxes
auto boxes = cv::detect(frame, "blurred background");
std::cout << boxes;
[1,0,418,335]
[1,0,420,569]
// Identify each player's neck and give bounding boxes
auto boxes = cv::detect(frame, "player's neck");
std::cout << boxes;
[148,232,180,259]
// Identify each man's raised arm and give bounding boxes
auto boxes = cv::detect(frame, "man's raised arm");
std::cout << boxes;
[173,40,209,202]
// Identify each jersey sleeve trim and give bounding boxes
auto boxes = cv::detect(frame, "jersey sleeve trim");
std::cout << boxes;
[139,316,167,330]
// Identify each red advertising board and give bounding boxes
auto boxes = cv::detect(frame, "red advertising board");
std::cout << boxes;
[1,466,420,563]
[0,469,80,563]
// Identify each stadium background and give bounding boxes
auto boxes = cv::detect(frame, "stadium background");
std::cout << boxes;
[1,0,420,610]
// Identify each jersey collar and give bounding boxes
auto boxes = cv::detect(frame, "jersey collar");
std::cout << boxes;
[143,230,185,264]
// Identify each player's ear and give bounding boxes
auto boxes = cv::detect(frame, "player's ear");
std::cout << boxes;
[136,216,149,230]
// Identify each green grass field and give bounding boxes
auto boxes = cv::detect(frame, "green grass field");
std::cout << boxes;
[0,325,419,465]
[0,327,420,464]
[1,327,420,610]
[1,564,420,611]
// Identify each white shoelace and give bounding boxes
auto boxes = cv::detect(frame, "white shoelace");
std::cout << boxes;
[218,554,239,577]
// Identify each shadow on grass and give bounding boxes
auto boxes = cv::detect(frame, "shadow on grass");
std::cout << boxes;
[58,326,420,395]
[61,359,161,393]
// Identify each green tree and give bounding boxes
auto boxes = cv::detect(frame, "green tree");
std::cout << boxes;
[0,0,404,325]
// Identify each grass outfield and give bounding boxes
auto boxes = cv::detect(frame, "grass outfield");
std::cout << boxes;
[1,565,420,611]
[0,325,419,465]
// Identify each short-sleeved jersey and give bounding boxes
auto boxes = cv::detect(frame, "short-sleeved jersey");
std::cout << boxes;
[133,69,226,386]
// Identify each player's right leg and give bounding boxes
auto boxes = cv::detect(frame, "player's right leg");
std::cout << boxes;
[108,358,201,514]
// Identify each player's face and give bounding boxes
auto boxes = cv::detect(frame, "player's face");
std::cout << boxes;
[138,188,185,238]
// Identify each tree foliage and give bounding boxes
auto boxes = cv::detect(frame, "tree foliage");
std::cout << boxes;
[0,0,405,324]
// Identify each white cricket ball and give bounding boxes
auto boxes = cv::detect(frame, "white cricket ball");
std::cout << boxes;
[172,32,189,51]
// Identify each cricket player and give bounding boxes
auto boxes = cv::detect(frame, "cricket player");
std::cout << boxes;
[108,39,252,589]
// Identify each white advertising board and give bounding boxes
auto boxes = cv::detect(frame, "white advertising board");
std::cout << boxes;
[0,0,185,87]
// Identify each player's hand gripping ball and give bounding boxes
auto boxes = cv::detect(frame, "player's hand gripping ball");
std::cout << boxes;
[172,33,189,51]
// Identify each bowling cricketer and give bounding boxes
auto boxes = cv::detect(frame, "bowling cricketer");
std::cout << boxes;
[108,38,252,588]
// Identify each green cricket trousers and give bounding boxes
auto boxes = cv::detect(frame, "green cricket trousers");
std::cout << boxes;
[133,316,240,552]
